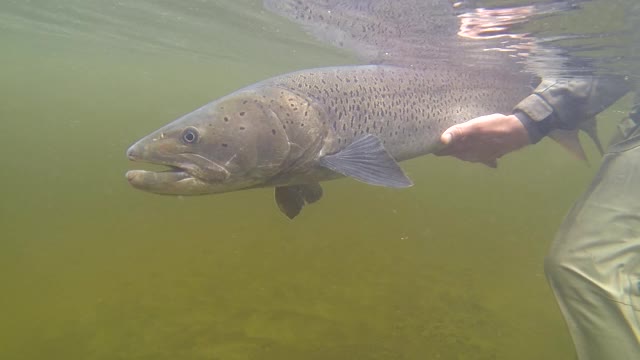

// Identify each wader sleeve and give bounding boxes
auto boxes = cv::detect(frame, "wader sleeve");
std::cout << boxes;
[513,76,633,143]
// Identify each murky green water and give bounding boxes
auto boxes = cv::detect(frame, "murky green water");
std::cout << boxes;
[0,1,634,359]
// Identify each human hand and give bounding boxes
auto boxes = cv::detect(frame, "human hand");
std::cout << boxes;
[435,113,531,168]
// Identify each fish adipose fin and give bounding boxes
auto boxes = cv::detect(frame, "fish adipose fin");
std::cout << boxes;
[319,134,413,188]
[482,159,498,168]
[275,183,323,219]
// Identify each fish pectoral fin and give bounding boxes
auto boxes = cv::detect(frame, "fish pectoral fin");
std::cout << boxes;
[274,183,324,219]
[318,134,413,188]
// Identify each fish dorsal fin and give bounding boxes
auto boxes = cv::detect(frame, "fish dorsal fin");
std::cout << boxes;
[319,134,413,188]
[548,129,588,164]
[578,117,604,156]
[275,183,323,219]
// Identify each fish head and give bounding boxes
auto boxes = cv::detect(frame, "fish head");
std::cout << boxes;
[126,87,297,195]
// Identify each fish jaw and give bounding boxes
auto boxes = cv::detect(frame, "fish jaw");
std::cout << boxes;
[125,169,206,195]
[126,140,232,195]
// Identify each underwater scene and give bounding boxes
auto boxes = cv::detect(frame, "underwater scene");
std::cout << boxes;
[1,0,637,359]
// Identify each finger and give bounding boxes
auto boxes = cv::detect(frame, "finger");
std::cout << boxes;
[435,124,469,156]
[441,131,453,146]
[440,124,466,146]
[439,113,506,147]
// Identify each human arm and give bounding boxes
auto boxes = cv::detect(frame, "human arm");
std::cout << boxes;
[435,113,530,168]
[436,76,633,166]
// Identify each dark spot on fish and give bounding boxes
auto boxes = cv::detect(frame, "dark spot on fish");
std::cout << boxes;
[300,123,304,127]
[242,100,248,104]
[224,117,229,122]
[271,129,276,135]
[240,126,246,130]
[239,112,245,116]
[222,143,228,147]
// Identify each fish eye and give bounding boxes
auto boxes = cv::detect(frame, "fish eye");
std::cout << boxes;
[182,127,199,144]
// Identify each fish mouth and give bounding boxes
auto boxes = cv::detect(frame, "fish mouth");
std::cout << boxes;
[125,159,203,194]
[126,145,192,180]
[126,165,192,183]
[125,143,230,194]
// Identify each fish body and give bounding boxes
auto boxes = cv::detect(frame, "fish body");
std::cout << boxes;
[127,65,532,217]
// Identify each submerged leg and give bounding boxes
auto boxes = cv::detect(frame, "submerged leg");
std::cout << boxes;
[545,119,640,359]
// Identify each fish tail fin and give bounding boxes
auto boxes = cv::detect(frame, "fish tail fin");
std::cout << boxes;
[548,129,589,165]
[578,117,604,156]
[548,117,605,165]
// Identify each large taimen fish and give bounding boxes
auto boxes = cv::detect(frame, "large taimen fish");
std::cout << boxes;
[126,0,539,218]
